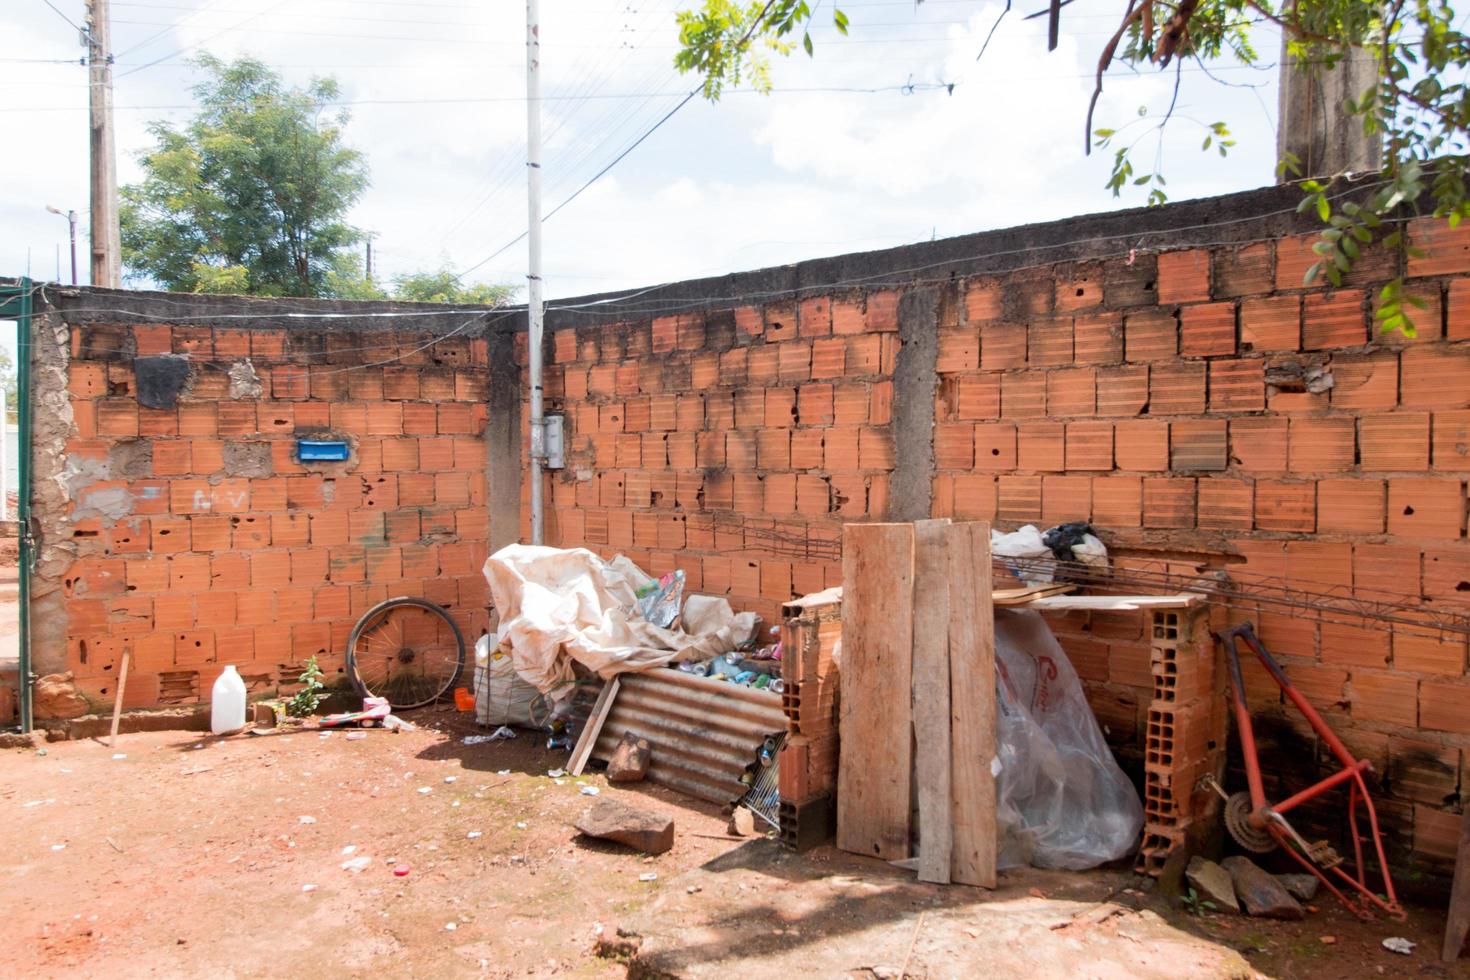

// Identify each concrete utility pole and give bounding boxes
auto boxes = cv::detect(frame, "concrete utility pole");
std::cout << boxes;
[85,0,121,288]
[1276,39,1383,180]
[525,0,546,546]
[365,233,375,284]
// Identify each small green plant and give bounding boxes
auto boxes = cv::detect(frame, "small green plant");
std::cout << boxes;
[286,656,325,718]
[1180,886,1217,917]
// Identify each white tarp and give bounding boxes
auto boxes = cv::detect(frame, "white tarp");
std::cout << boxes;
[483,545,760,701]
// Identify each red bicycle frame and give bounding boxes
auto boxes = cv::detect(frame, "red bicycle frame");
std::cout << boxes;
[1218,622,1404,921]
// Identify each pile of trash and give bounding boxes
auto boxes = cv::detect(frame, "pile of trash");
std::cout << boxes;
[479,543,765,712]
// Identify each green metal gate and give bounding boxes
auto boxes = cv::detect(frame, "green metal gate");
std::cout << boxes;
[0,278,34,733]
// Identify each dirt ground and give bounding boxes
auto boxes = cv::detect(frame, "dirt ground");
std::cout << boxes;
[2,712,1463,979]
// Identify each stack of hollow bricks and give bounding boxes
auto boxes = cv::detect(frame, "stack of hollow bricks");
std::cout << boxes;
[61,322,493,709]
[544,216,1470,875]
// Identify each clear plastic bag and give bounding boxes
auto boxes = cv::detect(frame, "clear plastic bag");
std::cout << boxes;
[992,609,1144,870]
[634,570,685,629]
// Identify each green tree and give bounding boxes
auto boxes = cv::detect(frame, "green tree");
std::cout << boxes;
[391,268,517,305]
[120,54,369,298]
[675,0,1470,334]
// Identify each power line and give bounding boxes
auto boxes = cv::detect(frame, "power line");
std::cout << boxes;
[41,0,86,33]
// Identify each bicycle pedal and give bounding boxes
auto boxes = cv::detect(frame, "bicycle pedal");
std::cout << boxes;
[1309,840,1343,868]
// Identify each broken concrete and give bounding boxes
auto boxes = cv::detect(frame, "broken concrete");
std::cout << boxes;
[1185,856,1240,914]
[727,806,758,838]
[227,359,262,399]
[574,798,674,854]
[1221,856,1304,919]
[221,441,273,478]
[606,731,650,783]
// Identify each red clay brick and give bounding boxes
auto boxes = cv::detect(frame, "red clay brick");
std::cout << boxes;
[1401,346,1470,409]
[1095,364,1148,417]
[1113,419,1170,471]
[1171,419,1228,471]
[1408,217,1470,277]
[1042,475,1091,523]
[1359,413,1430,471]
[1240,295,1302,352]
[934,423,975,469]
[1254,481,1316,532]
[1288,416,1356,473]
[1017,422,1064,472]
[1091,475,1142,527]
[937,328,980,373]
[1387,477,1465,538]
[1433,410,1470,471]
[1142,477,1196,529]
[1317,479,1386,534]
[1028,318,1073,366]
[1352,671,1418,726]
[1073,312,1123,365]
[1420,682,1470,733]
[1331,352,1399,410]
[952,375,1000,421]
[1125,310,1177,362]
[1209,358,1266,412]
[1156,249,1211,304]
[981,323,1027,370]
[1394,633,1467,676]
[1180,303,1236,356]
[1229,416,1289,472]
[1449,279,1470,340]
[1149,361,1206,415]
[1216,243,1273,298]
[1198,478,1253,530]
[1303,291,1367,349]
[1000,372,1047,419]
[964,281,1001,323]
[953,474,997,520]
[997,475,1042,523]
[1046,367,1096,417]
[1065,420,1113,471]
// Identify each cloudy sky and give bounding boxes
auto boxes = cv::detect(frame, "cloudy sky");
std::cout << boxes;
[3,0,1284,302]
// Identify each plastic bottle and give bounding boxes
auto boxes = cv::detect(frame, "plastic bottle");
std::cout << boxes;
[211,664,247,735]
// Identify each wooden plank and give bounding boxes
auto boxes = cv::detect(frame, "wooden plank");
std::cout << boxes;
[912,519,953,884]
[567,676,619,777]
[1444,804,1470,962]
[837,523,915,861]
[948,521,997,887]
[109,650,130,748]
[1026,593,1199,611]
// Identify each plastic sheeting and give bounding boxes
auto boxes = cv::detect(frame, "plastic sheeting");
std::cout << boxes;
[993,609,1144,870]
[483,545,760,701]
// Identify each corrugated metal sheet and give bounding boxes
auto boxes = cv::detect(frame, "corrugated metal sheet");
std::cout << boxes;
[592,668,786,805]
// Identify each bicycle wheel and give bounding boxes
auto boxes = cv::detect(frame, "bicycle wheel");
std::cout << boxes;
[346,596,465,710]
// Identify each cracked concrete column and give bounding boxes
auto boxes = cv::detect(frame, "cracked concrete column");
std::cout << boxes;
[886,288,939,523]
[1277,39,1382,179]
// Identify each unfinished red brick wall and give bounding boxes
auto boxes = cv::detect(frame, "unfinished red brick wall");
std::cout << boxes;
[48,318,496,712]
[542,213,1470,875]
[539,300,900,626]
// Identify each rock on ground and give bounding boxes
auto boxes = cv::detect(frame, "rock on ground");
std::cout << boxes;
[33,672,88,720]
[606,732,650,783]
[1275,873,1320,901]
[728,806,757,837]
[1221,856,1304,920]
[574,797,674,854]
[1185,856,1240,914]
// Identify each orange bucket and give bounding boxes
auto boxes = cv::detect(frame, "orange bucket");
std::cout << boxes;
[453,686,474,712]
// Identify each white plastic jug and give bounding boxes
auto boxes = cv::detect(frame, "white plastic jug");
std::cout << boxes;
[211,664,247,735]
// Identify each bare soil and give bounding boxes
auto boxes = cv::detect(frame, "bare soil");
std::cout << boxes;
[1,713,1462,979]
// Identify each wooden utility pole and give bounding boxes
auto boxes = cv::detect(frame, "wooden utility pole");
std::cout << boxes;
[1276,39,1382,180]
[85,0,121,288]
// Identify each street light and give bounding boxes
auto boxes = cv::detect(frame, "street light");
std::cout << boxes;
[45,205,78,286]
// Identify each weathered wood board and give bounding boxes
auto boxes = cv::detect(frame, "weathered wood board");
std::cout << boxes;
[837,523,915,861]
[947,521,997,887]
[912,519,953,883]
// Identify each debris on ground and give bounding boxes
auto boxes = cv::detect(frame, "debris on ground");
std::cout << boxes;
[1275,873,1320,901]
[464,726,516,745]
[340,856,372,873]
[1382,937,1415,955]
[573,798,674,854]
[606,731,650,783]
[1185,857,1239,914]
[728,806,758,838]
[1221,856,1304,920]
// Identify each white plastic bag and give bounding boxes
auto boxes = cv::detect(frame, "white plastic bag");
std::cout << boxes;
[991,609,1144,870]
[474,635,548,728]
